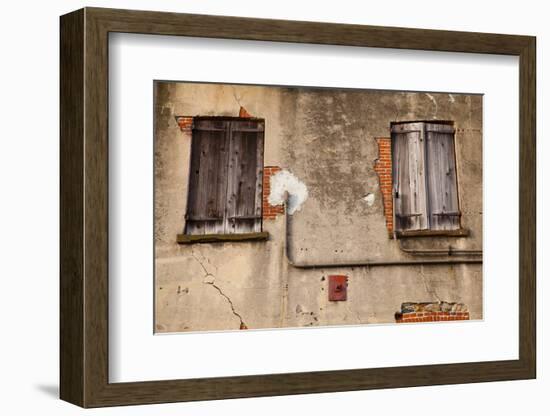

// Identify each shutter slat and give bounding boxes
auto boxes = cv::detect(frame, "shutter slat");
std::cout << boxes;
[225,120,264,234]
[424,123,455,133]
[393,132,407,231]
[185,122,228,235]
[409,130,428,230]
[392,130,428,231]
[426,130,460,230]
[253,128,264,233]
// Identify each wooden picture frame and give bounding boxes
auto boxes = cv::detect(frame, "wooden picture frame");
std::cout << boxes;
[60,7,536,408]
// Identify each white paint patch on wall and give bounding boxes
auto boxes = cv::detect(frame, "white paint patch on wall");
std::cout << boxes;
[363,193,375,206]
[268,170,308,215]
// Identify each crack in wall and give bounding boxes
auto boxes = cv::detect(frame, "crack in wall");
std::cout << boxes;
[425,93,439,118]
[191,248,247,329]
[232,86,244,108]
[191,249,214,279]
[203,281,248,329]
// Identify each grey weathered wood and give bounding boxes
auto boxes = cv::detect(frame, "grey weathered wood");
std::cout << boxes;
[225,120,264,233]
[185,119,228,235]
[206,124,229,234]
[393,122,459,231]
[410,129,428,230]
[231,127,265,132]
[392,126,428,231]
[255,127,265,232]
[225,121,238,233]
[185,118,264,236]
[393,132,408,231]
[425,123,455,133]
[425,125,460,230]
[391,122,425,133]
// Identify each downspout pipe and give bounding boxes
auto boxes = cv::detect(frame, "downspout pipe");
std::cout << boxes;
[282,196,482,269]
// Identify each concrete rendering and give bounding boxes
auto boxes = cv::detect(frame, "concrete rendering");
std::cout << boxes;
[154,81,483,333]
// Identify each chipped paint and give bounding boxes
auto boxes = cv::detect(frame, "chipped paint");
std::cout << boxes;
[268,170,308,215]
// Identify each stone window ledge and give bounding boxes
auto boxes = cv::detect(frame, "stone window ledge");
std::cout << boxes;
[395,228,470,239]
[177,232,269,244]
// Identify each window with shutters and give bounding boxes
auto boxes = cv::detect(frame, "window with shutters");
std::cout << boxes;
[391,121,461,234]
[184,117,265,238]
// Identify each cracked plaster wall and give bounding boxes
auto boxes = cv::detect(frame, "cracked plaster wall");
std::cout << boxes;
[154,82,483,333]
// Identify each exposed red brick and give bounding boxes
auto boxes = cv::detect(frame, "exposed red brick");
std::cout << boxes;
[395,302,470,323]
[395,311,470,323]
[175,116,193,132]
[262,166,285,220]
[239,106,252,118]
[374,137,393,237]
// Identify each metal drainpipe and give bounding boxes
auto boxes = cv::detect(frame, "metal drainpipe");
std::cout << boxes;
[398,239,483,257]
[282,198,482,269]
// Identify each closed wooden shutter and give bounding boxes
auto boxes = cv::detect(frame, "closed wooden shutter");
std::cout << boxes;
[225,120,264,234]
[391,123,428,231]
[425,123,460,230]
[185,118,264,236]
[185,119,229,235]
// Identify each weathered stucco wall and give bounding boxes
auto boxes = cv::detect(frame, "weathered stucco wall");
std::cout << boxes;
[154,81,483,333]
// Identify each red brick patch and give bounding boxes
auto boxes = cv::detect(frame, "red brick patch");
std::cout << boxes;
[239,106,253,118]
[176,116,193,132]
[374,137,393,237]
[262,166,285,220]
[395,311,470,323]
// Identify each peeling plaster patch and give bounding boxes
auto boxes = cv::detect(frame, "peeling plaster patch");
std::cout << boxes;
[448,93,456,103]
[362,193,375,206]
[268,170,308,215]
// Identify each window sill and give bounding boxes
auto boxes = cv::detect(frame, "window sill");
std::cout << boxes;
[395,229,470,239]
[176,232,269,244]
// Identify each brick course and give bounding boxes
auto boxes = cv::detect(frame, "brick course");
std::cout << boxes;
[239,106,253,118]
[262,166,285,220]
[373,137,393,236]
[395,302,470,323]
[176,116,193,132]
[395,311,470,323]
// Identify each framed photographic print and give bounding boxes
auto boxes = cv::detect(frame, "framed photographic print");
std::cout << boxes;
[60,7,536,408]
